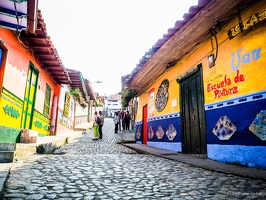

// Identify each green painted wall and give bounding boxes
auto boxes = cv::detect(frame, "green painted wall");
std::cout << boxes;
[0,125,21,143]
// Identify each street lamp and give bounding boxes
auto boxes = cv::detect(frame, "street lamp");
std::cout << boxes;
[91,80,102,84]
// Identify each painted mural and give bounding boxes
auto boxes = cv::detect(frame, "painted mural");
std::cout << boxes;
[249,110,266,141]
[155,79,169,112]
[135,112,181,152]
[212,116,237,140]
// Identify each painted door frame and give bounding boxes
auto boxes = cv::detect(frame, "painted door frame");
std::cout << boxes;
[178,64,207,155]
[21,62,39,129]
[0,43,8,101]
[142,104,148,144]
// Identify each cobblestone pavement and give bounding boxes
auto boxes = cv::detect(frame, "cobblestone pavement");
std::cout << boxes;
[2,118,266,199]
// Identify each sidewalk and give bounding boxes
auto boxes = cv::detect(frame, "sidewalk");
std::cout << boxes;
[120,131,266,180]
[116,131,266,180]
[122,143,266,181]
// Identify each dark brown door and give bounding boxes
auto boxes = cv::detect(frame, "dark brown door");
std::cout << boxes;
[180,66,206,154]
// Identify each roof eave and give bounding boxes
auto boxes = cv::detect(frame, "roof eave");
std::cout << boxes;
[127,0,254,94]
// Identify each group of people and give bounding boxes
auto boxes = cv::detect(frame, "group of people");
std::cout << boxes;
[113,110,131,133]
[92,111,104,140]
[92,110,132,139]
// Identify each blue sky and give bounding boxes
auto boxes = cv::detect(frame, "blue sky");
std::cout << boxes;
[39,0,198,95]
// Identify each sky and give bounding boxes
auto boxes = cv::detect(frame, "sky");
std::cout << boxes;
[38,0,199,96]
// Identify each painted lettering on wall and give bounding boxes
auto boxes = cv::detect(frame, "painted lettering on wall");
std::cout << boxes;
[231,48,261,70]
[207,70,245,98]
[228,9,266,39]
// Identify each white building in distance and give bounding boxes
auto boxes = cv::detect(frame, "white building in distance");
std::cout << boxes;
[103,93,121,117]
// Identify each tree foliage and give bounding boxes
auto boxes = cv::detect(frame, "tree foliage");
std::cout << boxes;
[121,88,138,108]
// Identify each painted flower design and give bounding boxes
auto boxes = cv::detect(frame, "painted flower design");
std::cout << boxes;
[212,116,236,140]
[249,110,266,140]
[156,125,165,139]
[166,124,177,141]
[148,126,154,139]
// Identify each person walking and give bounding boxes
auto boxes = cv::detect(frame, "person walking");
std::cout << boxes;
[93,111,100,140]
[98,111,104,139]
[118,111,122,132]
[121,111,126,131]
[125,111,131,131]
[114,112,119,133]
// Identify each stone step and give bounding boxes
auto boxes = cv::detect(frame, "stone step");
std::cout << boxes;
[0,143,16,163]
[74,128,87,131]
[14,143,37,160]
[0,151,14,163]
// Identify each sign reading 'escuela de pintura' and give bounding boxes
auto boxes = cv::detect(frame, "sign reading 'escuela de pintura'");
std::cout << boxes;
[227,9,266,39]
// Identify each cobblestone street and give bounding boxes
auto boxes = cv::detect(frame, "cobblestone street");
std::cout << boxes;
[2,118,266,199]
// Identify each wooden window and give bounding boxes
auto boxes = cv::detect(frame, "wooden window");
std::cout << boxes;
[44,84,51,116]
[63,92,70,116]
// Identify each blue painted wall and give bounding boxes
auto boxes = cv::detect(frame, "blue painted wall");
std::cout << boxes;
[205,91,266,169]
[135,112,182,152]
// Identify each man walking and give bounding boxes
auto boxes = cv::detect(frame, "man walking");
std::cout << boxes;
[118,111,122,132]
[98,111,104,139]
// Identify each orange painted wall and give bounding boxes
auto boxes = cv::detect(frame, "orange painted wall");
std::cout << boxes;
[136,1,266,121]
[0,28,61,134]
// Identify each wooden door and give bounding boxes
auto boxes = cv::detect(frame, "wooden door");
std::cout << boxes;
[142,104,148,144]
[180,66,206,154]
[21,64,38,129]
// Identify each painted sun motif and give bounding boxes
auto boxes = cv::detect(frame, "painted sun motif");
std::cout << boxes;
[156,125,164,139]
[212,116,237,140]
[249,110,266,141]
[166,124,177,141]
[148,126,154,139]
[155,79,169,112]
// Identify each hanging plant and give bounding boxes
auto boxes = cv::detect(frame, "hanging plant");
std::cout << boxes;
[70,89,87,107]
[70,89,81,96]
[92,101,103,107]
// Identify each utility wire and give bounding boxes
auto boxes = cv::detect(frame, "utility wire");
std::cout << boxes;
[122,0,159,40]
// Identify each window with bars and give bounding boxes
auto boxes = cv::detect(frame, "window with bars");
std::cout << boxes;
[44,84,51,116]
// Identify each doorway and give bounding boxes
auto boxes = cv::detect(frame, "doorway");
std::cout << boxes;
[142,104,148,144]
[179,65,207,154]
[21,63,39,129]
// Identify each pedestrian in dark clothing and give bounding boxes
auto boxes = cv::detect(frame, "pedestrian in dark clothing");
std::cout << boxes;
[125,111,131,130]
[118,111,121,132]
[98,111,104,139]
[121,111,126,131]
[114,112,119,133]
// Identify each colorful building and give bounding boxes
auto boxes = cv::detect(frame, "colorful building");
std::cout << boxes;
[123,0,266,169]
[0,6,72,142]
[0,2,97,143]
[56,69,96,135]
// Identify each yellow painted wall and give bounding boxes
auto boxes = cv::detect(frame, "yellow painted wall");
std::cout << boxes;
[32,110,50,136]
[136,1,266,121]
[0,87,23,128]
